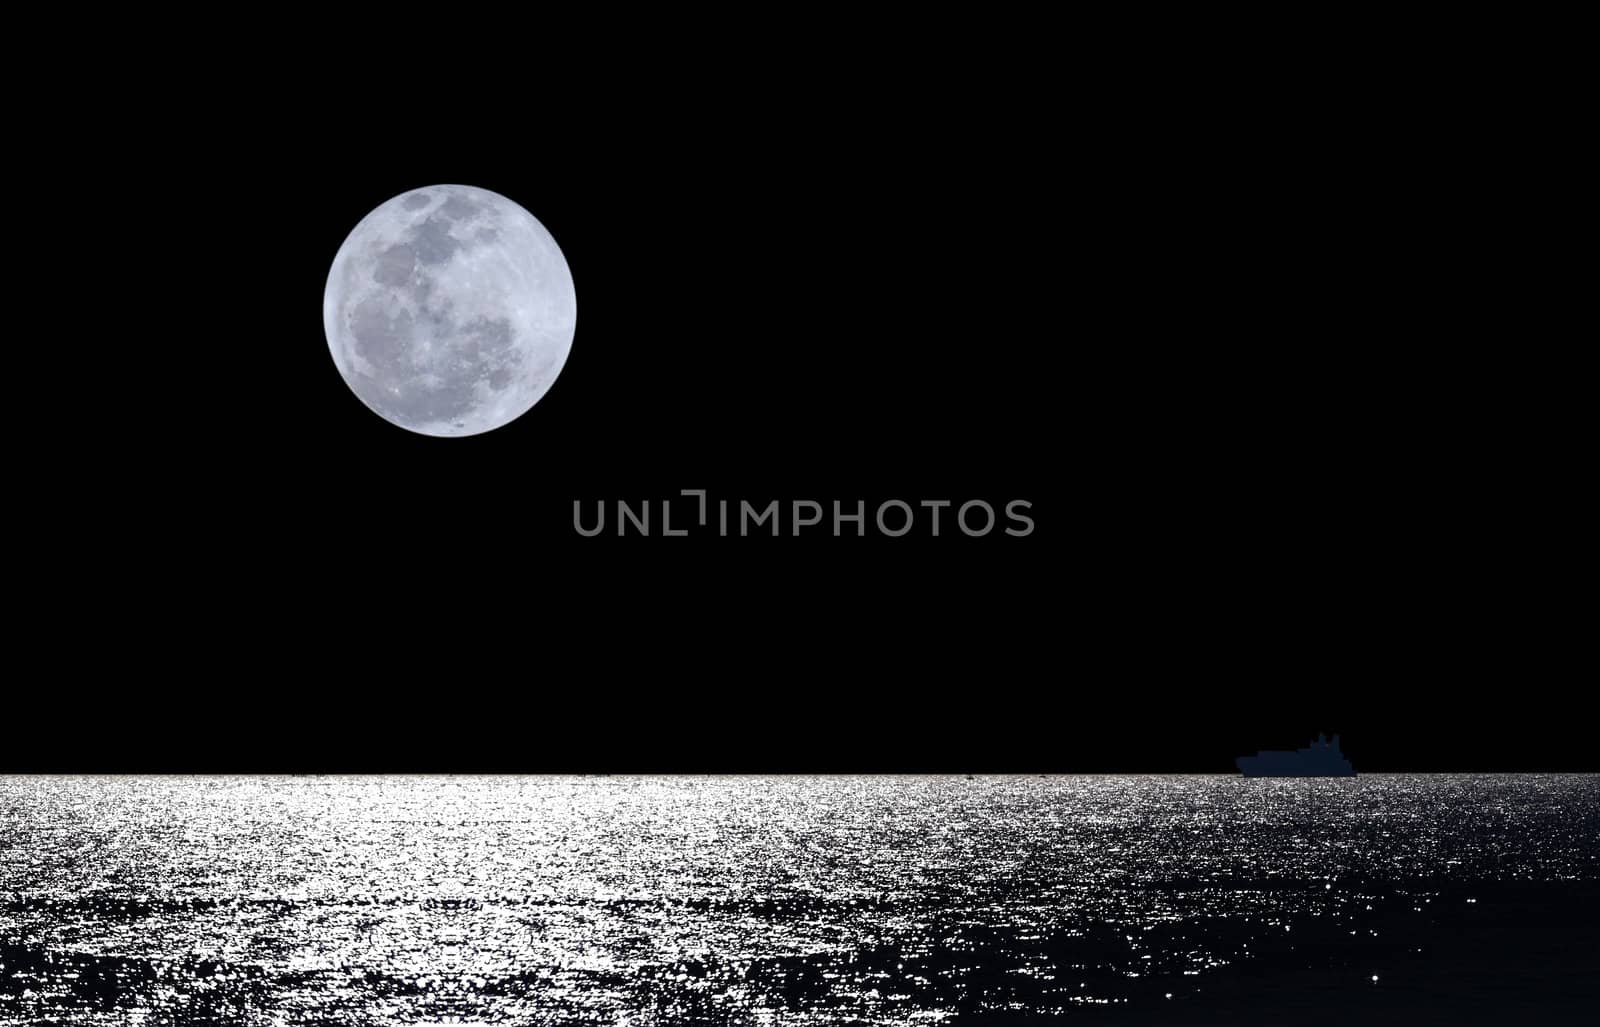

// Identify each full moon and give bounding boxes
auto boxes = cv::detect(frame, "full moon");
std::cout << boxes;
[322,184,576,437]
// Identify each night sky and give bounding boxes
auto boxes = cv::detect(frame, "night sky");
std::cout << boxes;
[7,20,1584,773]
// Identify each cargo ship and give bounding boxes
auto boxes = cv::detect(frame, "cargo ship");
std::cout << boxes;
[1236,733,1356,777]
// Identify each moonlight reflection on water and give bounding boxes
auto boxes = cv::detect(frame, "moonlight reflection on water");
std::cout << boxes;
[1,776,1596,1025]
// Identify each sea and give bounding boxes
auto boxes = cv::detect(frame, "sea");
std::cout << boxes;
[2,775,1597,1025]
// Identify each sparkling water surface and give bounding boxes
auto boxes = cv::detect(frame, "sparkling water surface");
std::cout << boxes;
[2,775,1597,1025]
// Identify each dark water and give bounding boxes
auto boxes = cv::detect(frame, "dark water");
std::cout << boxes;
[1,775,1597,1025]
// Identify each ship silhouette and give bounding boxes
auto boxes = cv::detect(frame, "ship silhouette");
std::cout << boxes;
[1236,733,1356,777]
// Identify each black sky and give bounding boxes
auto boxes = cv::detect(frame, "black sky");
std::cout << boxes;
[6,18,1586,771]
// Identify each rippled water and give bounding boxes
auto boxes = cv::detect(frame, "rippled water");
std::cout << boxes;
[1,775,1597,1025]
